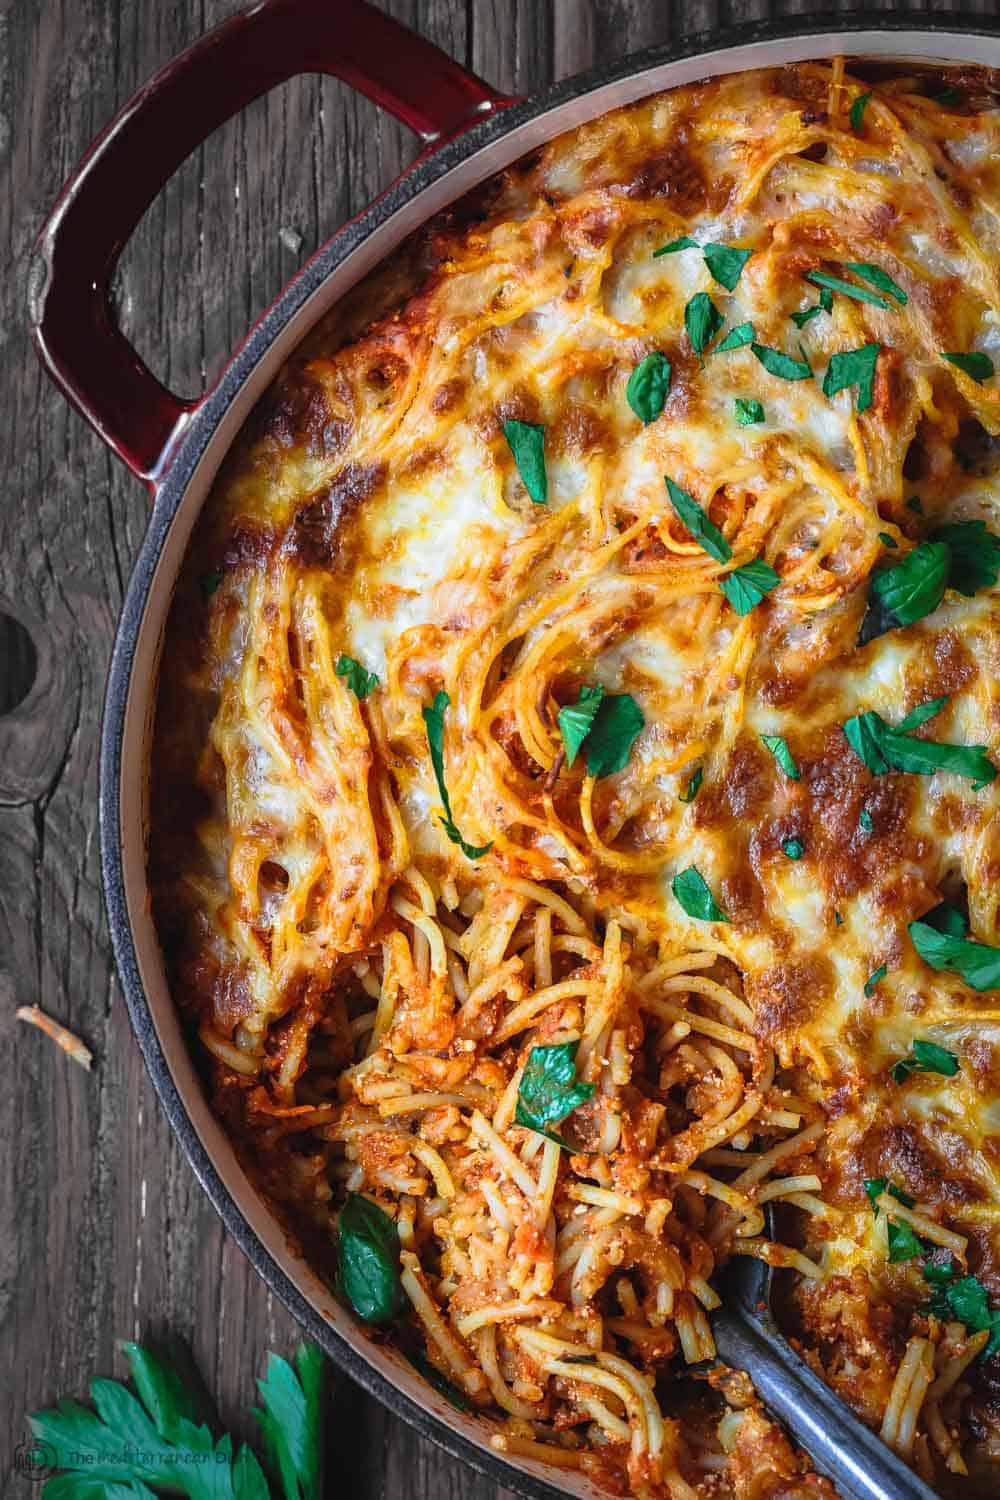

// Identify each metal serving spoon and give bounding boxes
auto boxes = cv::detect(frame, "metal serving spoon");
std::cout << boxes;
[708,1235,939,1500]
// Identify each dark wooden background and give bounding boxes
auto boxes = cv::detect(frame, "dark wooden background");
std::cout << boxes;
[2,0,997,1493]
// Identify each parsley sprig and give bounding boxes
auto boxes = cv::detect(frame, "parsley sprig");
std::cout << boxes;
[891,1038,959,1084]
[423,691,493,859]
[29,1340,325,1500]
[557,684,644,778]
[843,707,995,787]
[515,1041,595,1146]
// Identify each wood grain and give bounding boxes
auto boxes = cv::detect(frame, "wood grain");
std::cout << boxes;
[1,0,996,1492]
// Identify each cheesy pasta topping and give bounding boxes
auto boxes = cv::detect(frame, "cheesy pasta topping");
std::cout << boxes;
[153,61,1000,1498]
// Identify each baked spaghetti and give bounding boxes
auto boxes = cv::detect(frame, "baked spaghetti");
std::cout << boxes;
[151,59,1000,1498]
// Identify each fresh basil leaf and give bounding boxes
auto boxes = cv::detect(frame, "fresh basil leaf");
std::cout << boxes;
[835,911,844,926]
[713,321,755,354]
[942,351,994,384]
[254,1345,324,1500]
[760,733,800,781]
[823,342,880,413]
[515,1041,595,1144]
[653,235,698,257]
[720,559,780,615]
[924,902,967,939]
[820,286,834,313]
[782,837,804,860]
[703,243,752,291]
[805,269,892,310]
[680,767,703,803]
[929,520,1000,597]
[907,495,924,514]
[337,1193,406,1327]
[888,1220,925,1263]
[850,92,872,130]
[665,476,732,563]
[844,708,995,786]
[672,866,728,922]
[583,693,645,778]
[751,343,812,381]
[790,304,824,328]
[859,808,873,833]
[407,1350,470,1412]
[864,963,887,997]
[503,418,548,504]
[423,690,493,860]
[200,569,223,600]
[879,532,898,549]
[336,655,379,700]
[685,292,724,359]
[864,1178,915,1215]
[734,398,765,425]
[896,696,948,733]
[844,262,908,306]
[626,351,672,423]
[909,920,1000,992]
[558,684,604,768]
[892,1037,960,1084]
[871,541,950,625]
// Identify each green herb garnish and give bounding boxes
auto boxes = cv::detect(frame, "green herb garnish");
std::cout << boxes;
[685,292,724,360]
[861,540,950,644]
[751,343,812,381]
[805,269,892,311]
[782,837,804,860]
[760,733,800,781]
[626,351,672,423]
[680,767,703,803]
[713,321,755,354]
[503,418,548,504]
[28,1339,324,1500]
[850,92,872,130]
[933,1275,1000,1356]
[843,708,995,787]
[928,520,1000,597]
[338,1193,406,1327]
[653,235,698,257]
[665,476,732,563]
[734,398,765,425]
[823,342,880,413]
[558,684,644,778]
[844,262,908,305]
[865,1178,915,1215]
[199,569,224,600]
[864,963,887,996]
[909,920,1000,992]
[896,696,948,733]
[515,1041,595,1146]
[887,1219,925,1264]
[878,532,898,549]
[923,901,968,939]
[942,351,994,384]
[336,655,379,700]
[891,1038,960,1084]
[932,86,964,107]
[703,243,753,291]
[423,691,493,859]
[672,866,728,922]
[859,808,873,832]
[720,559,780,615]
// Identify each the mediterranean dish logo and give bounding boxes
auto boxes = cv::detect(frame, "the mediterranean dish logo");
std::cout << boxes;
[12,1437,231,1483]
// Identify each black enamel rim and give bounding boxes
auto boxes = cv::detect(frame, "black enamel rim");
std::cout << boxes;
[99,12,999,1496]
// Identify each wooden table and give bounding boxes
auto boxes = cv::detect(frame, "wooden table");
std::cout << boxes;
[2,0,996,1493]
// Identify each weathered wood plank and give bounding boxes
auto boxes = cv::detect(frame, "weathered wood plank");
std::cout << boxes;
[3,2,998,1496]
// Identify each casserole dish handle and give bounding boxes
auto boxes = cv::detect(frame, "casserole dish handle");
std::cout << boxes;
[29,0,511,485]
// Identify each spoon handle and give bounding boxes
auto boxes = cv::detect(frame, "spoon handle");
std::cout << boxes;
[712,1308,940,1500]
